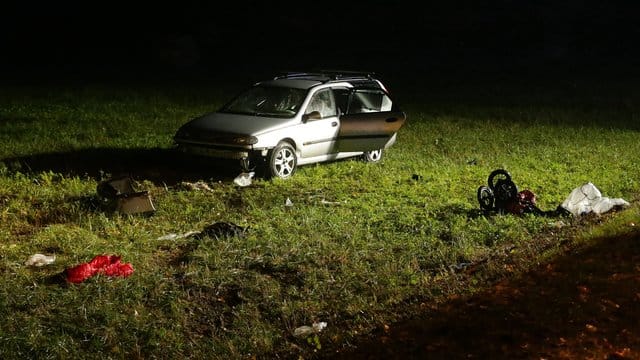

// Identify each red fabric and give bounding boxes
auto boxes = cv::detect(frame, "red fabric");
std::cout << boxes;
[66,263,96,283]
[104,262,134,277]
[66,255,134,283]
[518,190,537,205]
[505,190,538,215]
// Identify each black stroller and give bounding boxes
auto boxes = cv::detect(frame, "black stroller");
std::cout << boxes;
[476,169,565,216]
[477,169,545,215]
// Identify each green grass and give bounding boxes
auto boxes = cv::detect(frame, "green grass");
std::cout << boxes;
[0,79,639,359]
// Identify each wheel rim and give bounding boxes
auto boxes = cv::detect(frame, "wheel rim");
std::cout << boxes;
[274,147,295,177]
[477,186,494,211]
[368,149,382,161]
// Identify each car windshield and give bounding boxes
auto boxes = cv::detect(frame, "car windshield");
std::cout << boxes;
[220,85,307,118]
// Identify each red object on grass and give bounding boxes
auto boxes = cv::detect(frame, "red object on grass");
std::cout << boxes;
[66,255,134,283]
[505,190,538,215]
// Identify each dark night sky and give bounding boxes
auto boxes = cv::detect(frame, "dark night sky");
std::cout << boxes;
[1,1,638,83]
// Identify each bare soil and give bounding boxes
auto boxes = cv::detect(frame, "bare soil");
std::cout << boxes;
[323,228,640,359]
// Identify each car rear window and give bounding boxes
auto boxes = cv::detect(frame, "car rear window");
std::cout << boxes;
[348,89,392,114]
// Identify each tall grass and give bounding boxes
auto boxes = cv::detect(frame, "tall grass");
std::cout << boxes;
[0,78,638,359]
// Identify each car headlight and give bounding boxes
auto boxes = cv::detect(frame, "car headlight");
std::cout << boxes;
[232,136,258,145]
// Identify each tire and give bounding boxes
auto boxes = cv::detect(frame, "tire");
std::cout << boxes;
[477,186,494,211]
[267,142,297,179]
[487,169,512,191]
[362,149,383,162]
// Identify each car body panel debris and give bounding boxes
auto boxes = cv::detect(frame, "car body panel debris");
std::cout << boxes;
[97,176,156,215]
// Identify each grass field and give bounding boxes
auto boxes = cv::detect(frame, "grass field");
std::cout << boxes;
[0,75,639,359]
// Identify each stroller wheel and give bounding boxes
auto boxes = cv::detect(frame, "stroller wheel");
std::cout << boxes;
[477,186,495,211]
[488,169,512,191]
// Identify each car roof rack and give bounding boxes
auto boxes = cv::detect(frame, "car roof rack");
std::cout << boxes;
[274,70,376,82]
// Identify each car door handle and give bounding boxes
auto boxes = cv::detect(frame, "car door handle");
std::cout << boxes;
[385,117,398,123]
[331,121,338,127]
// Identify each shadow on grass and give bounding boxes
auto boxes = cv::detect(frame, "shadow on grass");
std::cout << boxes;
[325,229,640,360]
[0,147,244,185]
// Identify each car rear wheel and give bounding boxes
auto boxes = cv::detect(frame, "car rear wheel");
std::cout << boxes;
[362,149,383,162]
[268,142,297,179]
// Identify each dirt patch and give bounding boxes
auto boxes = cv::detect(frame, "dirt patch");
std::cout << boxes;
[323,229,640,359]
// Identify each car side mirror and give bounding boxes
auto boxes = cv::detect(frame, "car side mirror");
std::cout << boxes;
[302,111,321,123]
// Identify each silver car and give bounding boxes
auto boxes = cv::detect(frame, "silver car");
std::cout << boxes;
[173,71,407,179]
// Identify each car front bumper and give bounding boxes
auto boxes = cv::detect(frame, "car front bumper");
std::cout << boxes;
[177,143,250,160]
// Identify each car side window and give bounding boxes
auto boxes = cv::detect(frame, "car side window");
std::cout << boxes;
[305,89,337,118]
[347,89,392,114]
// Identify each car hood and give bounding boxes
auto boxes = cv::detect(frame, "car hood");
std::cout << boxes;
[177,112,296,137]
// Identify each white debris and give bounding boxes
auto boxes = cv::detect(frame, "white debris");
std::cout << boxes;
[319,199,342,205]
[233,172,255,187]
[180,181,214,192]
[561,182,630,216]
[313,321,327,332]
[308,194,341,205]
[156,231,200,241]
[293,321,327,337]
[549,220,567,229]
[25,254,56,267]
[285,197,294,207]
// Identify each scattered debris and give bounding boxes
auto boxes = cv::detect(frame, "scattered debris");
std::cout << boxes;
[157,222,248,241]
[549,220,567,229]
[197,221,248,240]
[156,231,200,241]
[449,262,474,272]
[449,258,488,274]
[65,254,134,283]
[307,194,342,205]
[179,181,214,192]
[25,253,56,267]
[285,197,294,207]
[293,321,327,338]
[97,176,156,215]
[233,172,254,187]
[561,182,630,216]
[319,199,342,205]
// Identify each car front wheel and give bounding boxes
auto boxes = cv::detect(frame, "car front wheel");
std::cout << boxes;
[268,142,297,179]
[362,149,383,162]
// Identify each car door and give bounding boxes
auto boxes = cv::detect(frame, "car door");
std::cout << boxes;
[298,88,340,158]
[336,88,406,152]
